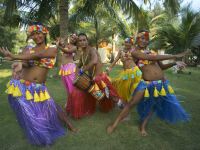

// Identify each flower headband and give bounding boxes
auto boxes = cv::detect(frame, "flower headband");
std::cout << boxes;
[137,31,149,40]
[27,24,49,35]
[125,37,134,44]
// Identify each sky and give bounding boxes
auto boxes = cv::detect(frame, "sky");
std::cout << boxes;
[182,0,200,11]
[135,0,200,11]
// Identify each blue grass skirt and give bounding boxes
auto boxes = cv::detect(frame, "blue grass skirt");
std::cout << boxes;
[133,80,190,123]
[6,79,65,146]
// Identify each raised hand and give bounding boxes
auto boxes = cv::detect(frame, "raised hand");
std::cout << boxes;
[12,62,23,79]
[0,47,14,61]
[56,38,66,49]
[176,61,187,69]
[105,67,112,75]
[55,38,61,47]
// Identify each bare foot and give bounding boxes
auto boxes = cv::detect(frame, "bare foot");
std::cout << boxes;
[69,127,79,133]
[140,129,148,136]
[107,125,115,134]
[139,126,148,137]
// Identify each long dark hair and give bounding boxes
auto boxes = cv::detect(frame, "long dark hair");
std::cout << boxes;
[78,33,88,40]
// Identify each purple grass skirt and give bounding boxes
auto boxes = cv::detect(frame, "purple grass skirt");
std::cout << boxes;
[7,79,65,146]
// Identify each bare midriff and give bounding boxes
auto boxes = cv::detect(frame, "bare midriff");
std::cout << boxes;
[21,66,48,83]
[61,53,74,65]
[141,63,164,81]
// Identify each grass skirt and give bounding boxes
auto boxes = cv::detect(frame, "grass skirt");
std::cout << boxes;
[134,80,190,123]
[66,73,120,118]
[66,87,96,119]
[112,66,142,102]
[59,63,76,94]
[7,79,65,146]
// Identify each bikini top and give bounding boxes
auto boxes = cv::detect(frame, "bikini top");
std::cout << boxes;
[120,49,135,62]
[28,46,56,69]
[137,50,157,67]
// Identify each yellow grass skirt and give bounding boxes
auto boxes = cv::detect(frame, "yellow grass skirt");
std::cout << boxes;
[112,66,142,102]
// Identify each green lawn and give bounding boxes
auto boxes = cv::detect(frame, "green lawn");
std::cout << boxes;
[0,62,200,150]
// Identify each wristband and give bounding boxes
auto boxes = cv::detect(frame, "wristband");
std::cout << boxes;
[79,68,84,75]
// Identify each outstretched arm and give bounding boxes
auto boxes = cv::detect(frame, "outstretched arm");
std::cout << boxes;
[131,50,188,61]
[157,61,176,70]
[158,61,186,70]
[106,51,121,72]
[132,51,177,61]
[0,47,57,60]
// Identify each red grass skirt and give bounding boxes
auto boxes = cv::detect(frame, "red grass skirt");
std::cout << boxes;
[66,87,96,119]
[66,73,120,119]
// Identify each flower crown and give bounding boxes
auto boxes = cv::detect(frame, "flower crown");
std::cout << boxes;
[125,37,134,44]
[27,24,49,35]
[137,31,149,40]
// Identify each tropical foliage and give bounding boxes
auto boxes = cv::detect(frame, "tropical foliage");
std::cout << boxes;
[1,0,200,64]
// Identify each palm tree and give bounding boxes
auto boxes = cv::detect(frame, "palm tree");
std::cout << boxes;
[70,0,131,49]
[3,0,181,37]
[153,5,200,52]
[151,5,200,65]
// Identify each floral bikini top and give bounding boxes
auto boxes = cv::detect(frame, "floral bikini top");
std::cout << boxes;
[137,50,157,67]
[28,46,56,69]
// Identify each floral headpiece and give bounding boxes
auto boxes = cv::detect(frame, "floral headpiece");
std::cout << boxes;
[27,24,49,36]
[136,31,149,41]
[125,37,134,44]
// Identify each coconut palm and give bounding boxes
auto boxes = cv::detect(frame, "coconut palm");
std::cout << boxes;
[3,0,181,38]
[70,0,131,49]
[153,5,200,53]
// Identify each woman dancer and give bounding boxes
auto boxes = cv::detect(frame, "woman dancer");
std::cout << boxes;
[0,23,66,146]
[56,34,77,108]
[106,37,142,107]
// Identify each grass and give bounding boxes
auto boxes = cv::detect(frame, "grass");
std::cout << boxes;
[0,62,200,150]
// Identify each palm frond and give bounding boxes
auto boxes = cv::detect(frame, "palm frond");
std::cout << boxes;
[191,33,200,48]
[163,0,180,15]
[111,0,142,19]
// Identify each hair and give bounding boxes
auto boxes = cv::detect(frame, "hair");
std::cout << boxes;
[29,21,44,26]
[78,33,88,40]
[138,29,149,34]
[70,33,77,37]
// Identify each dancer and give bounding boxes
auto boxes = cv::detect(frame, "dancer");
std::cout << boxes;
[107,30,190,135]
[56,34,77,106]
[106,37,142,107]
[1,23,67,146]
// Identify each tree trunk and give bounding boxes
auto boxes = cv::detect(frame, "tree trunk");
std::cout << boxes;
[110,33,115,63]
[57,0,69,67]
[59,0,69,39]
[94,16,99,50]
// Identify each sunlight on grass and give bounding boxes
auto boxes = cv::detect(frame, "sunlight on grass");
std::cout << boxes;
[0,69,11,78]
